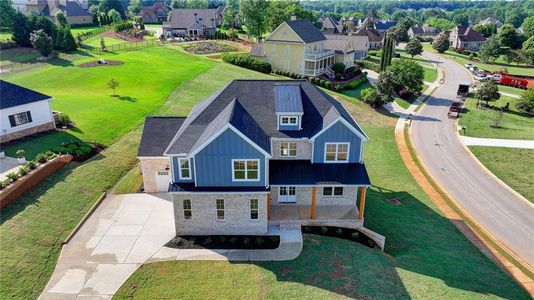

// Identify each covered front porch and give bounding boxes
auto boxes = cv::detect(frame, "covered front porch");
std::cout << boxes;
[304,56,336,77]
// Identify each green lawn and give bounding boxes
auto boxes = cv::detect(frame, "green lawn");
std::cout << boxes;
[0,60,275,299]
[116,84,528,299]
[423,66,438,82]
[469,147,534,203]
[3,47,213,152]
[499,85,527,96]
[423,43,533,77]
[82,35,126,48]
[341,81,371,99]
[459,96,534,140]
[0,48,41,66]
[70,26,105,35]
[396,49,434,68]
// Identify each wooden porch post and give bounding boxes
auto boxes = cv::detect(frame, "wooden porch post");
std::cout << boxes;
[311,187,317,220]
[357,187,366,220]
[267,192,271,220]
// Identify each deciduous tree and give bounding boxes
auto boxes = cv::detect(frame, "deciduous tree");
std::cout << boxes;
[390,60,424,93]
[522,16,534,38]
[516,88,534,113]
[107,78,120,96]
[0,0,17,28]
[476,80,500,106]
[405,38,423,58]
[12,11,31,46]
[55,10,68,27]
[30,29,53,57]
[432,32,449,53]
[375,71,397,104]
[479,35,501,63]
[240,0,269,42]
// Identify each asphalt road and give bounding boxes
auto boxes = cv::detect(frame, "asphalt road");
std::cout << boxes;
[410,50,534,268]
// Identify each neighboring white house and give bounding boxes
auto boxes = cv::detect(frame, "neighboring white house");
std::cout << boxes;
[0,80,55,143]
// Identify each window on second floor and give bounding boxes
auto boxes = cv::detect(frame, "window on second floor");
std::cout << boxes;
[280,142,297,157]
[325,143,349,162]
[232,159,260,181]
[280,116,298,126]
[178,158,191,179]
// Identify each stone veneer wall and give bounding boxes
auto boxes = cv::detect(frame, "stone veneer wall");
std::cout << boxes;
[173,193,268,235]
[271,140,312,160]
[139,157,171,193]
[270,186,358,206]
[0,122,55,143]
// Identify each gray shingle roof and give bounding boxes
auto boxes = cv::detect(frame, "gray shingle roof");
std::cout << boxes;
[355,28,384,42]
[138,117,186,157]
[0,80,51,110]
[163,8,220,29]
[374,20,396,31]
[164,80,367,156]
[249,43,265,57]
[284,20,326,43]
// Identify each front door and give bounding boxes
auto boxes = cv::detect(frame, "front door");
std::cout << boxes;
[155,171,170,193]
[279,186,296,203]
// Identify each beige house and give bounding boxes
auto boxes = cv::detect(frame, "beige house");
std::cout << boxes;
[449,26,486,51]
[264,19,342,77]
[13,0,92,25]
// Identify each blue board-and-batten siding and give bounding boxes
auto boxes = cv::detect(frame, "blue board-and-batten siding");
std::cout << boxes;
[312,121,363,163]
[194,128,266,187]
[171,157,194,182]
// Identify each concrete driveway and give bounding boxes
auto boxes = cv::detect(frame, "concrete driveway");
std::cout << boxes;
[40,193,176,299]
[411,50,534,268]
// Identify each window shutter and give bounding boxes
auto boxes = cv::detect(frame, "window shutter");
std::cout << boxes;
[26,111,33,122]
[8,115,16,127]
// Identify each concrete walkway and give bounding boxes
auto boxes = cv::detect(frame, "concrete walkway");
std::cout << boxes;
[40,194,303,299]
[460,136,534,149]
[0,156,23,181]
[500,91,520,99]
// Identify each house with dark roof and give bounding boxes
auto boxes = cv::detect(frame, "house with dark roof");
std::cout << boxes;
[0,80,55,143]
[449,25,487,51]
[354,28,384,50]
[138,79,373,236]
[162,6,225,37]
[374,20,397,32]
[321,17,345,35]
[13,0,92,25]
[408,24,440,38]
[139,2,170,24]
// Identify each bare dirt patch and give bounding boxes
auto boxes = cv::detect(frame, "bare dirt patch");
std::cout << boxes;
[78,60,124,68]
[183,41,238,55]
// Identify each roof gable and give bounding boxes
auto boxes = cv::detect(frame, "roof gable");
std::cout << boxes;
[0,80,51,109]
[266,22,304,43]
[267,20,326,43]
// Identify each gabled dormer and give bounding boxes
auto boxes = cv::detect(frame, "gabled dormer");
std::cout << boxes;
[274,83,303,131]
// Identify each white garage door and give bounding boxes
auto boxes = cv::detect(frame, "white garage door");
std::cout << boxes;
[155,171,170,192]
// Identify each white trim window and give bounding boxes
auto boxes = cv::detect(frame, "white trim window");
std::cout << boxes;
[250,199,259,220]
[178,158,191,179]
[8,111,32,127]
[216,199,225,220]
[232,159,260,181]
[324,143,349,162]
[183,199,192,220]
[323,186,344,197]
[280,142,297,157]
[280,116,298,126]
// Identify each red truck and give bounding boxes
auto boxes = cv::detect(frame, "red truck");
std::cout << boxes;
[496,73,533,89]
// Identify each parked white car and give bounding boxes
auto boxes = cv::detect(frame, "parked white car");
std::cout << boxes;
[475,74,490,81]
[470,66,479,73]
[464,63,474,69]
[492,74,502,81]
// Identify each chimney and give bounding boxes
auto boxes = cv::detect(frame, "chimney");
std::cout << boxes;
[194,12,198,23]
[290,14,297,21]
[211,18,215,28]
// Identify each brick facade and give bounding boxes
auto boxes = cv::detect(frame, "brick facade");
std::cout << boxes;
[270,185,358,206]
[173,193,268,235]
[0,121,55,143]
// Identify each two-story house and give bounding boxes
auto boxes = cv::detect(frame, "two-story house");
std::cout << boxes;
[449,25,487,51]
[162,6,225,37]
[138,80,371,236]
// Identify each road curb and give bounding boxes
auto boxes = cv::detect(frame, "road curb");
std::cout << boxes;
[396,122,534,296]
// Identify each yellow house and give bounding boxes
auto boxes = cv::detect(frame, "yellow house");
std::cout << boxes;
[264,19,337,77]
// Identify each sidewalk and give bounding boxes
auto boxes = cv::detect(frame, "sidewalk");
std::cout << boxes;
[460,136,534,149]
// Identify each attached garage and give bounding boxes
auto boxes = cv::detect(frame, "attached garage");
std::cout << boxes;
[137,117,186,193]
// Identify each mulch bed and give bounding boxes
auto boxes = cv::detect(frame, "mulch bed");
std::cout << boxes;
[302,226,375,248]
[165,235,280,249]
[78,60,124,68]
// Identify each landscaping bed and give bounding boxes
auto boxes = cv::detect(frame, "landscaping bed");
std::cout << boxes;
[165,235,280,250]
[302,226,375,248]
[183,41,238,54]
[78,60,124,68]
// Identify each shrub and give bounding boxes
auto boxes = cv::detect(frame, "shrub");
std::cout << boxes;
[221,53,271,74]
[355,60,380,72]
[256,237,264,245]
[27,161,37,170]
[324,81,333,90]
[114,22,134,33]
[35,153,48,163]
[45,151,57,159]
[15,149,25,158]
[335,84,345,91]
[319,79,327,87]
[321,226,328,234]
[6,172,18,182]
[335,73,342,81]
[332,62,345,75]
[56,113,72,127]
[0,180,8,189]
[18,166,29,176]
[336,228,343,235]
[398,89,414,99]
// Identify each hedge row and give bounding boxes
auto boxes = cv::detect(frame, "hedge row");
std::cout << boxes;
[114,22,134,33]
[273,70,309,80]
[310,73,368,92]
[221,53,272,74]
[355,60,380,72]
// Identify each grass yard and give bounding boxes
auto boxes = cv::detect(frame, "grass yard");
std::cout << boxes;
[499,85,527,96]
[70,26,105,36]
[115,83,528,299]
[0,48,41,66]
[2,46,213,153]
[469,147,534,203]
[423,43,533,77]
[423,66,438,82]
[459,96,534,140]
[0,62,275,299]
[82,35,126,48]
[341,81,371,99]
